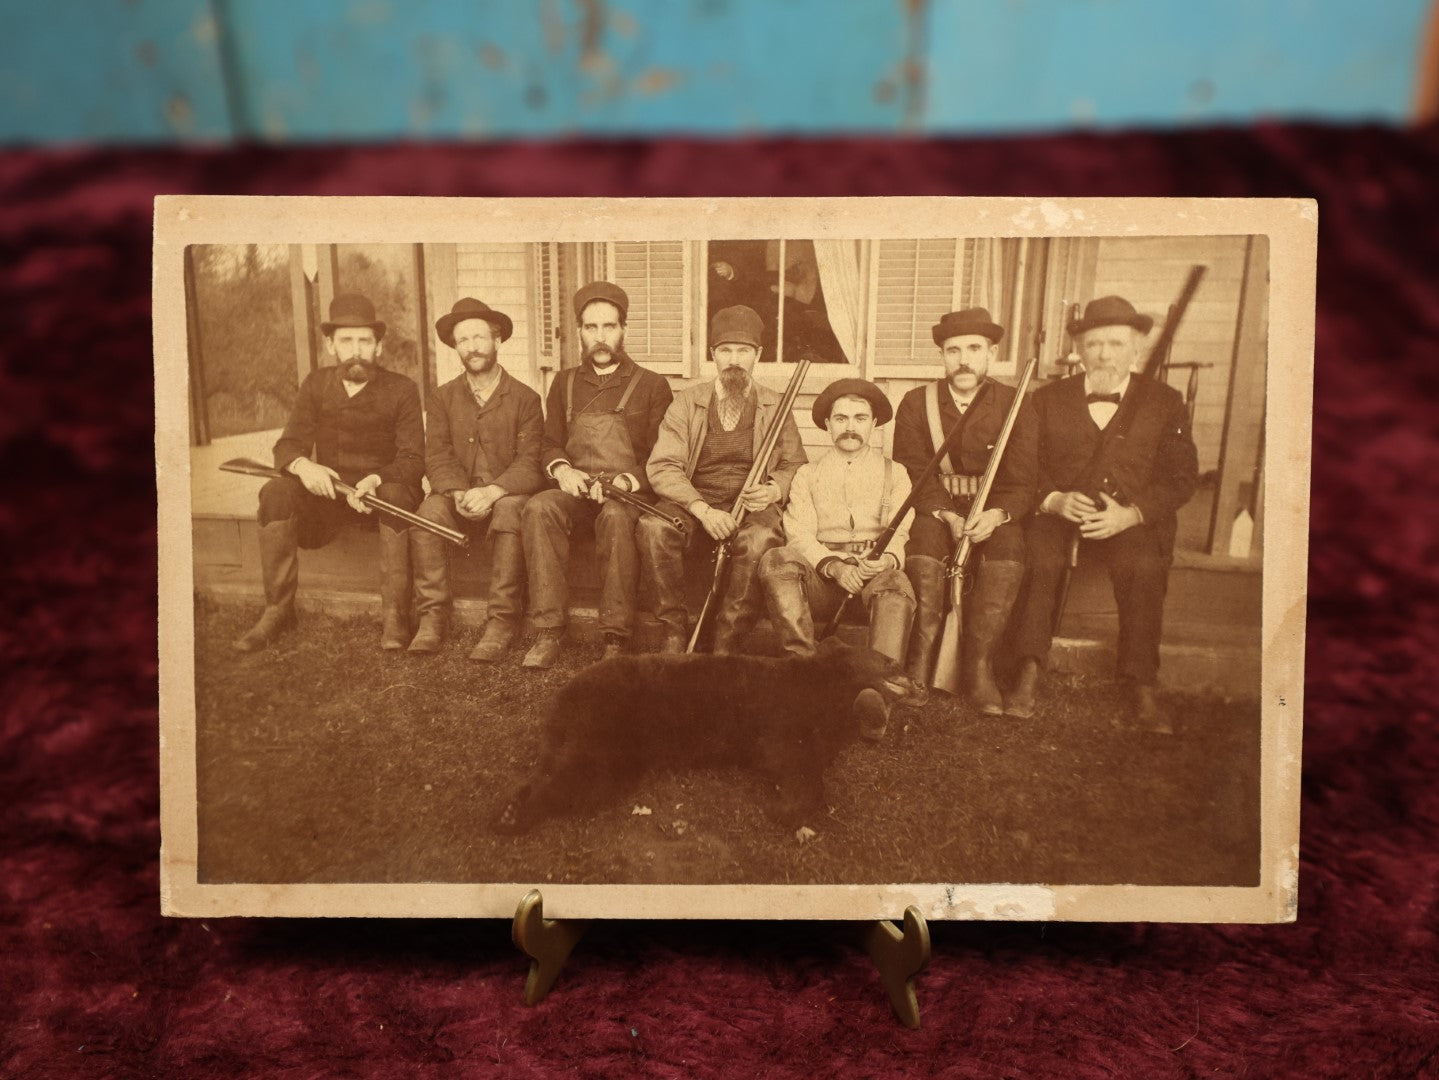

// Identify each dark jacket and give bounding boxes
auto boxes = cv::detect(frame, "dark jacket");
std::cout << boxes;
[273,365,424,487]
[646,377,808,508]
[1031,372,1199,528]
[424,368,544,496]
[541,355,674,494]
[891,378,1038,521]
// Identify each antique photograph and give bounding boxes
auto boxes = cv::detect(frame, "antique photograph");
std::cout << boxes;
[156,197,1312,922]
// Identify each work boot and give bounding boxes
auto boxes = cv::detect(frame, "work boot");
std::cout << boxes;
[406,525,449,653]
[1131,683,1172,735]
[1005,657,1041,719]
[601,634,626,662]
[521,630,562,670]
[232,518,299,652]
[378,523,414,651]
[901,556,947,708]
[468,618,515,662]
[760,558,817,658]
[965,560,1024,716]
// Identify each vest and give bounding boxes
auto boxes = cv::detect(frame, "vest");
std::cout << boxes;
[691,392,757,507]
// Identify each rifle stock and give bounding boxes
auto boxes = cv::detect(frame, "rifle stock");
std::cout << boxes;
[686,355,813,652]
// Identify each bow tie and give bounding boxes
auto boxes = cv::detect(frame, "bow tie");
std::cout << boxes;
[1086,392,1122,405]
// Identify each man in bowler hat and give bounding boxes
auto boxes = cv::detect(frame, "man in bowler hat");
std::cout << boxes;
[639,305,808,653]
[757,378,916,680]
[891,307,1037,709]
[519,281,674,668]
[406,297,544,659]
[1008,295,1199,731]
[232,293,424,653]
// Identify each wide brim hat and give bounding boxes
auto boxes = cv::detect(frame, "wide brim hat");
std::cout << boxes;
[710,304,763,348]
[436,297,513,345]
[931,307,1004,346]
[321,292,386,341]
[1068,295,1154,338]
[573,280,630,323]
[811,378,894,428]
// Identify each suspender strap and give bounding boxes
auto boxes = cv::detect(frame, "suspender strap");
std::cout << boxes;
[564,367,578,423]
[614,371,641,413]
[879,458,895,528]
[925,381,958,476]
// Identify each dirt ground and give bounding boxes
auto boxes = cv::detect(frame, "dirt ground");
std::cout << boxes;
[191,599,1261,888]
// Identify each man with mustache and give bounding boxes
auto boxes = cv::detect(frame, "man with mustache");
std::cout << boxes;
[1009,295,1199,731]
[890,308,1037,710]
[519,281,674,669]
[232,293,424,653]
[757,379,916,693]
[638,305,807,653]
[406,298,544,658]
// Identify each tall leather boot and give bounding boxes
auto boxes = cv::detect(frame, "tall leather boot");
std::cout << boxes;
[470,530,522,662]
[760,563,816,658]
[379,523,413,651]
[232,518,299,652]
[406,526,448,653]
[902,556,947,708]
[965,560,1024,715]
[865,584,915,719]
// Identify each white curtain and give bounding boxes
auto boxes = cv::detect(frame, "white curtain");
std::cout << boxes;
[967,238,1006,313]
[811,239,862,363]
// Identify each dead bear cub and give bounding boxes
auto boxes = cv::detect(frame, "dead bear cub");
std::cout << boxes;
[493,638,907,834]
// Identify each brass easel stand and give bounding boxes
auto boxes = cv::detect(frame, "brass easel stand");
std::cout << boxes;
[512,891,932,1027]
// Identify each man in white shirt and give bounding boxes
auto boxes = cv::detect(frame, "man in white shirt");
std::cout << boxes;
[1008,296,1200,731]
[757,378,916,672]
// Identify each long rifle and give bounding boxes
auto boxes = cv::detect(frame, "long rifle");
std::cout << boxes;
[592,475,689,532]
[817,381,990,641]
[1051,264,1206,634]
[219,458,470,549]
[686,354,812,653]
[929,357,1039,696]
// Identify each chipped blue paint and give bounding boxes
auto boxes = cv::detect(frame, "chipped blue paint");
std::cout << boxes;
[923,0,1430,132]
[0,0,232,142]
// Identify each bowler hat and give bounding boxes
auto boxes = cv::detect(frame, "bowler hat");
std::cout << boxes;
[710,304,763,348]
[1067,295,1154,338]
[932,307,1004,346]
[573,281,629,323]
[811,378,893,428]
[435,297,513,346]
[321,293,386,341]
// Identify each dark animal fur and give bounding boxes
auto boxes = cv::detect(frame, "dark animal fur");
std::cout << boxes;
[493,639,905,833]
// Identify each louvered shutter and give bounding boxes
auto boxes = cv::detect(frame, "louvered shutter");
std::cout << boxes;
[608,241,688,374]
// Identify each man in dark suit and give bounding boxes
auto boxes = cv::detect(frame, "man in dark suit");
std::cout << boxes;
[407,298,544,659]
[891,308,1037,710]
[1009,295,1199,731]
[232,293,425,653]
[520,282,674,669]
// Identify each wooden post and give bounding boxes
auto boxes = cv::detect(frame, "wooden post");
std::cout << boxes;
[288,244,316,385]
[183,245,210,447]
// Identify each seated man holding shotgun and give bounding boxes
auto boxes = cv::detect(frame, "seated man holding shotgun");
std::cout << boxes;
[231,293,425,653]
[638,305,807,654]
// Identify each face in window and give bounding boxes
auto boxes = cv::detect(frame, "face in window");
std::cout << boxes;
[711,341,761,394]
[453,317,499,376]
[1079,324,1143,394]
[326,326,381,383]
[825,395,875,455]
[579,300,625,368]
[940,333,997,395]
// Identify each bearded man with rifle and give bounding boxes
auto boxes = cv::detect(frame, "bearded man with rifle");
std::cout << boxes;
[890,308,1038,711]
[1008,292,1201,732]
[639,305,807,654]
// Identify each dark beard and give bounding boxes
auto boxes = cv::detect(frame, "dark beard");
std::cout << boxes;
[341,360,374,383]
[718,366,750,395]
[583,342,628,369]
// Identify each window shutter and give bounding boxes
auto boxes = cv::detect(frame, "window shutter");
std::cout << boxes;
[609,241,688,373]
[871,238,958,367]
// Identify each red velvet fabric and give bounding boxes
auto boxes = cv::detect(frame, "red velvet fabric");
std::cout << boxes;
[2,126,1436,1077]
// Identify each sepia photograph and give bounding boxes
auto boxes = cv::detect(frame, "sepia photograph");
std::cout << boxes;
[156,196,1312,922]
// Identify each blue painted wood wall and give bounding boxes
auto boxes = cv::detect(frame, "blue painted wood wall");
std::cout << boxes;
[1,0,1430,143]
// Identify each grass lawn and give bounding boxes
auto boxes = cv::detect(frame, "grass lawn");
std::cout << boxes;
[193,599,1260,889]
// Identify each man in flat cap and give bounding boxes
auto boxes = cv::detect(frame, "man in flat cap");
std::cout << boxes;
[519,281,674,668]
[1009,295,1199,731]
[891,307,1037,710]
[232,293,424,653]
[406,298,544,658]
[639,305,807,653]
[757,378,915,670]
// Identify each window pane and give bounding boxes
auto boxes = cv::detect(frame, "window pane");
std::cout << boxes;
[190,244,298,438]
[334,244,422,390]
[706,239,847,363]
